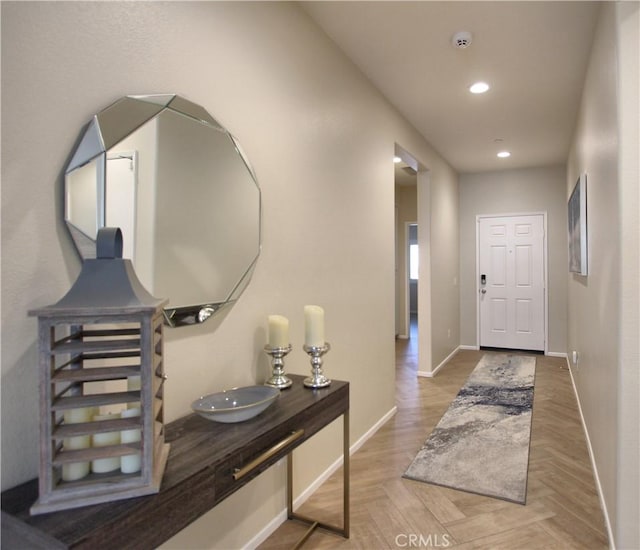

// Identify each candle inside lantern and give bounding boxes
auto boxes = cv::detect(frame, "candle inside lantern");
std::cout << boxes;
[304,305,325,347]
[61,407,93,482]
[268,315,290,348]
[91,412,121,473]
[120,407,142,474]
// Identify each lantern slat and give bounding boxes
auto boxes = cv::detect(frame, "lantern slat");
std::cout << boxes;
[53,417,139,438]
[53,365,140,382]
[51,391,141,411]
[53,444,141,465]
[52,338,142,354]
[77,350,141,361]
[81,328,141,337]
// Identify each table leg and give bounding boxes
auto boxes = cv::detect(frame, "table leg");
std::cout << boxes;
[287,411,350,547]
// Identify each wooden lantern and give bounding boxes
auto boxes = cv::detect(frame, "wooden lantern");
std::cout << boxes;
[28,228,170,514]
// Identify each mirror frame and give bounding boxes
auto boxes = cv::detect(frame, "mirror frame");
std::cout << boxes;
[64,94,261,327]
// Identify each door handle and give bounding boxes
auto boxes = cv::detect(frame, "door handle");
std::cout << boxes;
[481,288,487,294]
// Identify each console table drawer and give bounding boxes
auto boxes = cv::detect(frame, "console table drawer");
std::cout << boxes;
[215,429,305,499]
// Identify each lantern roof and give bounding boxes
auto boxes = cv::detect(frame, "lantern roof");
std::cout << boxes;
[30,228,166,317]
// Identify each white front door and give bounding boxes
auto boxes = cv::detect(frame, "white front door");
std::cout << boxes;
[478,214,545,351]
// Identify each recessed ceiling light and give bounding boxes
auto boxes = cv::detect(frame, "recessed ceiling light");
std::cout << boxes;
[497,151,511,158]
[469,82,490,94]
[393,156,402,163]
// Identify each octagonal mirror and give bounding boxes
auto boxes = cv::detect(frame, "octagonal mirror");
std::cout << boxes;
[64,94,261,327]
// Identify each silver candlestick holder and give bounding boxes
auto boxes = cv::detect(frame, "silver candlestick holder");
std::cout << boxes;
[302,342,331,388]
[264,344,293,389]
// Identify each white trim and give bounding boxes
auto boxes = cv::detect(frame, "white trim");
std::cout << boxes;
[417,346,460,378]
[459,344,479,351]
[566,357,616,549]
[246,509,288,550]
[245,405,398,549]
[397,334,409,340]
[545,351,568,358]
[349,405,398,457]
[475,212,548,353]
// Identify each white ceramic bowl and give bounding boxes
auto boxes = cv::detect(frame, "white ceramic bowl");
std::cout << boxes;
[191,385,280,423]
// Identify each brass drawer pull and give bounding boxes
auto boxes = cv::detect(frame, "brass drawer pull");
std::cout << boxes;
[233,429,305,481]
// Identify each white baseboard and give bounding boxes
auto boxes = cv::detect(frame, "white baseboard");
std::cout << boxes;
[566,357,616,550]
[459,344,479,350]
[349,405,398,456]
[245,405,398,549]
[417,346,461,378]
[246,509,288,550]
[397,334,409,340]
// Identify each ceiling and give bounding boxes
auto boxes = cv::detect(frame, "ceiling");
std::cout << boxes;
[301,1,601,174]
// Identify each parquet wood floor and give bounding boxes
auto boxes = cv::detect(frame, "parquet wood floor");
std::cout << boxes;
[259,326,609,549]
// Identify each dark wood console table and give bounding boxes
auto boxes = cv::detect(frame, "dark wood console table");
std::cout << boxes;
[1,375,349,549]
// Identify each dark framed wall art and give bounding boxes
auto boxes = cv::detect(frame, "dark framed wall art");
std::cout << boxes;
[568,173,588,276]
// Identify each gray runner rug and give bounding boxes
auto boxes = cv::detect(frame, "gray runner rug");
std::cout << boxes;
[403,353,536,504]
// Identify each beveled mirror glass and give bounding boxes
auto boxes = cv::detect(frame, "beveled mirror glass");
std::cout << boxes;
[64,94,261,326]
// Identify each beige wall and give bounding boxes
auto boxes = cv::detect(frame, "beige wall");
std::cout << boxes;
[0,2,459,547]
[459,165,568,354]
[425,167,460,371]
[567,3,639,548]
[615,3,639,547]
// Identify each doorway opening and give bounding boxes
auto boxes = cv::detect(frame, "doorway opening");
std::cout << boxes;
[394,158,417,340]
[394,146,421,374]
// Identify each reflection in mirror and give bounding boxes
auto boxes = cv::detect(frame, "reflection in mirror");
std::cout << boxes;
[65,95,261,326]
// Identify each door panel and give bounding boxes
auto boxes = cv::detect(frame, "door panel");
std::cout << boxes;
[515,299,532,333]
[491,245,507,286]
[515,246,532,286]
[479,215,545,351]
[490,298,507,332]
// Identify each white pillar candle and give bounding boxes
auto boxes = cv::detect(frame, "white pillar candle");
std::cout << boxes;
[62,407,93,482]
[64,407,93,424]
[91,413,120,473]
[120,407,142,474]
[268,315,289,348]
[62,436,91,481]
[304,305,325,347]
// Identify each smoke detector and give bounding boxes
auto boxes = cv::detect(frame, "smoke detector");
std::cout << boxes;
[452,31,473,49]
